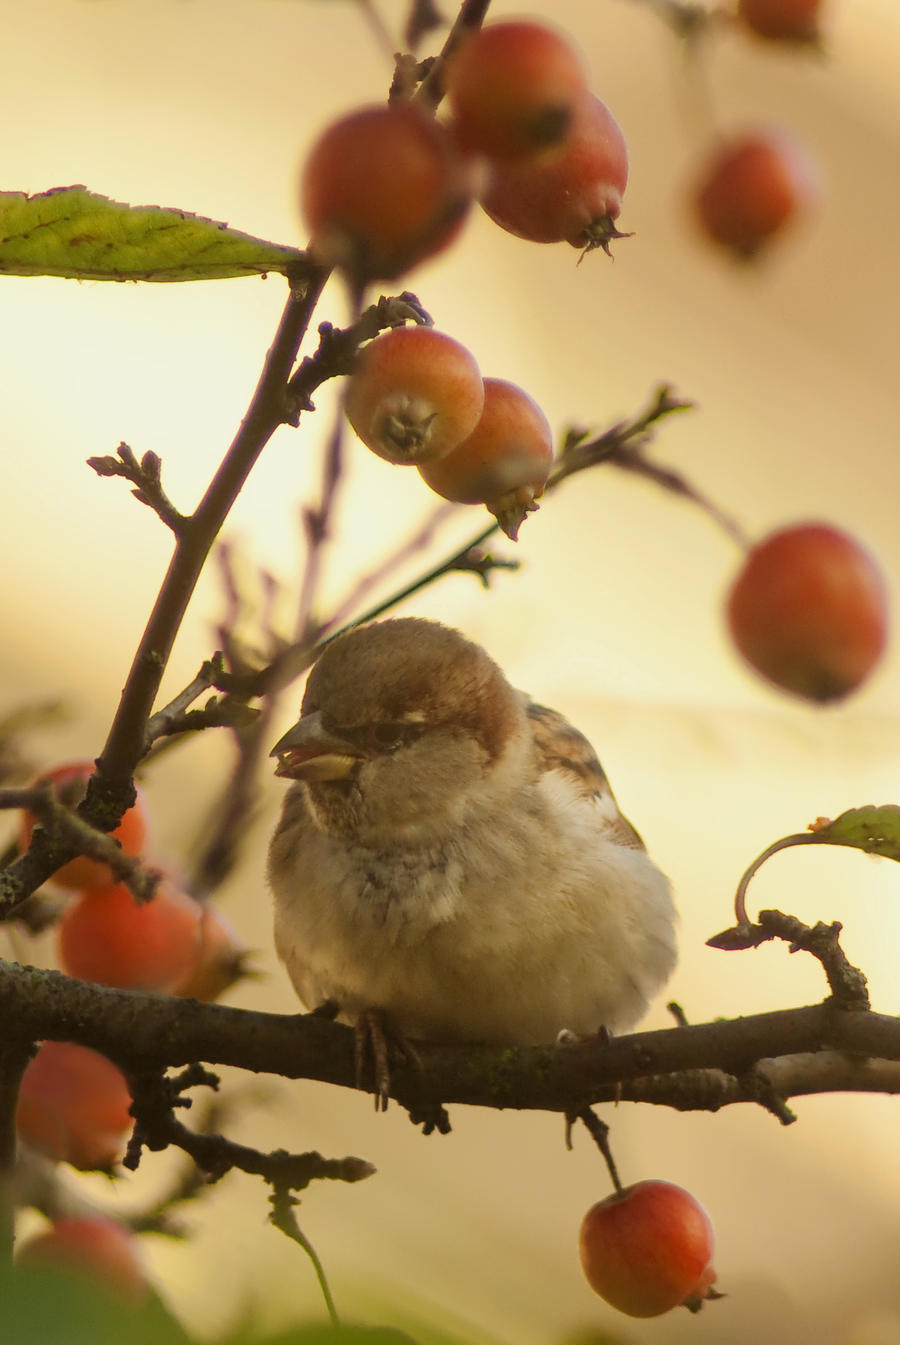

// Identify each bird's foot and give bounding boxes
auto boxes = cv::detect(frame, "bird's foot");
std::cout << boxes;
[354,1008,422,1112]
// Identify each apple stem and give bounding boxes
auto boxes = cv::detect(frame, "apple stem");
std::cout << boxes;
[577,1108,624,1194]
[732,832,821,927]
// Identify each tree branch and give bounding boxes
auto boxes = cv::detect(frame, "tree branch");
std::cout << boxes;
[87,443,185,535]
[1,959,898,1124]
[0,784,161,903]
[0,259,329,919]
[124,1063,374,1191]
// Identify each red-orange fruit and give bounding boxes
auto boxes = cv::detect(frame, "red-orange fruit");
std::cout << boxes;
[445,20,589,161]
[346,326,484,465]
[738,0,823,44]
[418,377,553,539]
[727,523,888,702]
[300,103,472,282]
[579,1180,717,1318]
[17,1216,147,1301]
[172,904,250,1001]
[693,128,821,259]
[480,93,629,253]
[58,877,203,992]
[16,1040,133,1171]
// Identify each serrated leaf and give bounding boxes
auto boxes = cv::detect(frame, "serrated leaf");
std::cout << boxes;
[805,805,900,861]
[0,186,309,282]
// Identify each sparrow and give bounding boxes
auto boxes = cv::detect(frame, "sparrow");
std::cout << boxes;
[267,618,677,1052]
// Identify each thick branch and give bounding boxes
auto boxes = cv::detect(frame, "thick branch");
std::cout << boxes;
[1,960,898,1120]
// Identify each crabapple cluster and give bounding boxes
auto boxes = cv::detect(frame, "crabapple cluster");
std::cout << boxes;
[445,20,630,255]
[13,762,247,1297]
[345,324,553,540]
[300,19,631,274]
[579,1180,717,1319]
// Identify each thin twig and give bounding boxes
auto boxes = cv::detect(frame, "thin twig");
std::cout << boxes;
[0,783,161,903]
[414,0,493,109]
[144,656,229,748]
[87,443,185,535]
[578,1108,624,1193]
[269,1184,342,1327]
[708,908,871,1011]
[285,291,431,424]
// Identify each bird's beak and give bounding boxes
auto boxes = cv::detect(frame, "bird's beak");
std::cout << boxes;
[270,711,361,782]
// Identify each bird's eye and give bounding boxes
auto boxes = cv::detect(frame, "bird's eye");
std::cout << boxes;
[372,722,419,753]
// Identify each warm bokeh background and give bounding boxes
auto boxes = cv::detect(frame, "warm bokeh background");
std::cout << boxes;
[4,1,900,1342]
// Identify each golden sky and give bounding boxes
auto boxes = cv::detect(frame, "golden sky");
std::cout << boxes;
[4,3,900,1342]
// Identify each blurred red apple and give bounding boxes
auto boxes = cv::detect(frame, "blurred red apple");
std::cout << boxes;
[727,522,888,701]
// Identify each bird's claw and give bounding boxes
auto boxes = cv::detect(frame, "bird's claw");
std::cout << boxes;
[354,1009,422,1111]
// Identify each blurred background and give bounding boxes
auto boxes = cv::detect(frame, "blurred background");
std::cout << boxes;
[3,0,900,1341]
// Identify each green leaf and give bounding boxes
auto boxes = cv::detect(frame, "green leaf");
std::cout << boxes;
[0,186,310,282]
[804,804,900,861]
[726,803,900,929]
[0,1265,192,1345]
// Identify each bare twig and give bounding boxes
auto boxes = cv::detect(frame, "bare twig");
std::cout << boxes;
[0,783,161,903]
[87,442,185,534]
[125,1063,374,1192]
[405,0,447,52]
[143,655,256,750]
[284,291,431,425]
[414,0,492,109]
[708,909,871,1011]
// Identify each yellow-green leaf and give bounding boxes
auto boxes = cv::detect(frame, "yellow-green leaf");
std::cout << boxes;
[0,186,310,282]
[805,805,900,861]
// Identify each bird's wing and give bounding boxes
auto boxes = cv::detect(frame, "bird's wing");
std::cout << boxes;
[525,699,646,850]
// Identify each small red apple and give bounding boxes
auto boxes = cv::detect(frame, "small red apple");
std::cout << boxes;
[445,20,589,162]
[417,376,553,539]
[16,1040,133,1171]
[727,522,888,702]
[579,1180,717,1318]
[737,0,823,44]
[172,904,250,1002]
[481,92,629,253]
[345,326,484,466]
[300,103,471,282]
[17,1216,147,1301]
[57,877,203,992]
[692,127,821,260]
